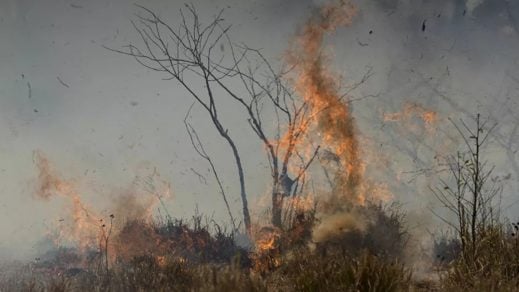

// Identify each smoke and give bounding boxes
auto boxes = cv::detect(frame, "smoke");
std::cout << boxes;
[33,150,172,256]
[34,150,102,250]
[312,211,367,244]
[2,0,518,262]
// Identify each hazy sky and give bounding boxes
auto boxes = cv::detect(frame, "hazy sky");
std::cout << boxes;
[1,0,519,259]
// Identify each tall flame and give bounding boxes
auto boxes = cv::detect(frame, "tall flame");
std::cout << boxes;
[285,0,362,203]
[280,0,395,247]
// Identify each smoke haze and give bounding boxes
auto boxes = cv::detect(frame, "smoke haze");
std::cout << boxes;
[1,0,519,259]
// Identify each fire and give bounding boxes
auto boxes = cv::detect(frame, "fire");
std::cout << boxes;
[156,255,167,268]
[272,0,402,248]
[256,230,279,252]
[252,226,282,273]
[33,150,173,266]
[284,0,362,203]
[383,102,438,133]
[35,150,102,251]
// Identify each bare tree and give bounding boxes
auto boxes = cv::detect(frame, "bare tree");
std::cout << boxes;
[108,5,324,231]
[431,114,501,259]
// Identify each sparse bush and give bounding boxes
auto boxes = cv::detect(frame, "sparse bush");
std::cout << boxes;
[431,115,519,290]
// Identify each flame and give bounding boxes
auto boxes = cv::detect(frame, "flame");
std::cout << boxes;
[277,0,401,247]
[284,0,362,203]
[252,226,282,272]
[383,102,438,133]
[33,150,173,265]
[34,150,102,251]
[156,255,167,268]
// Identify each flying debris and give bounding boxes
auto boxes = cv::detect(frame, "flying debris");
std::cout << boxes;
[27,82,31,98]
[422,19,427,32]
[356,38,368,47]
[57,76,70,88]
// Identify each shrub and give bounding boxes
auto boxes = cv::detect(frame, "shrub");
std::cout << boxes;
[278,248,411,291]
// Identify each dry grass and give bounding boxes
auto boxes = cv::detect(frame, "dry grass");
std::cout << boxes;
[0,203,420,291]
[4,202,519,291]
[275,248,411,292]
[438,224,519,291]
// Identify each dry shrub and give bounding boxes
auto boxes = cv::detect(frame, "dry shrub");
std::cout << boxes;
[113,216,249,267]
[4,204,413,291]
[277,248,411,291]
[441,223,519,291]
[314,202,409,260]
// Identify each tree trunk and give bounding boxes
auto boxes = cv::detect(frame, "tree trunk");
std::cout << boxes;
[223,133,251,234]
[271,173,294,228]
[271,191,283,228]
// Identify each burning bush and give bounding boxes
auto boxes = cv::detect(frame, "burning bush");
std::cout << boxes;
[113,217,250,267]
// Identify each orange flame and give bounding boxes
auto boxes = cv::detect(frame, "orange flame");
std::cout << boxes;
[383,102,438,133]
[285,0,362,202]
[33,151,173,264]
[34,150,102,251]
